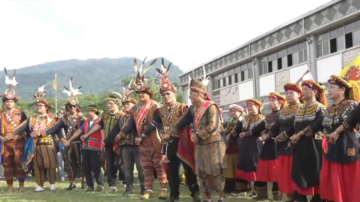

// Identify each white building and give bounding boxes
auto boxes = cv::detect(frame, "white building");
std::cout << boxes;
[179,0,360,120]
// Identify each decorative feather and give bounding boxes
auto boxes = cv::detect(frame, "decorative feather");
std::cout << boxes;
[4,67,18,87]
[112,92,123,98]
[142,59,157,76]
[128,79,133,88]
[62,78,82,97]
[38,83,46,93]
[201,66,210,86]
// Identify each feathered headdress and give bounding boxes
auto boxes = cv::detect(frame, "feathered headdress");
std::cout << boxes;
[188,66,211,100]
[29,83,52,109]
[113,79,137,104]
[134,57,157,92]
[2,67,20,102]
[62,77,82,105]
[156,58,176,94]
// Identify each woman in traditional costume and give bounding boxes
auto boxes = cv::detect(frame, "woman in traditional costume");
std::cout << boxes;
[309,75,359,202]
[257,92,286,201]
[271,83,302,202]
[289,80,327,202]
[223,104,245,193]
[236,99,265,197]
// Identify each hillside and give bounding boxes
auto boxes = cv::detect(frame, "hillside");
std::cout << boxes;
[0,57,183,101]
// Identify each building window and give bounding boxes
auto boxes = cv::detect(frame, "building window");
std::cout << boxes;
[228,75,232,85]
[235,74,238,83]
[287,54,293,67]
[277,58,282,70]
[345,33,353,48]
[222,78,226,87]
[241,71,245,81]
[330,38,337,53]
[268,61,273,73]
[218,79,221,88]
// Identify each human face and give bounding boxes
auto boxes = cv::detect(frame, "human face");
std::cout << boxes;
[247,103,259,115]
[36,103,47,114]
[67,104,77,114]
[329,84,345,100]
[285,90,299,104]
[123,102,134,113]
[4,100,15,110]
[162,91,176,105]
[138,92,150,102]
[268,98,280,110]
[189,91,203,105]
[107,100,118,112]
[230,108,240,118]
[302,86,317,101]
[87,111,96,119]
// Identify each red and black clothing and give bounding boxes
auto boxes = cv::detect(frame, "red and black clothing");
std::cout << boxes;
[311,99,359,202]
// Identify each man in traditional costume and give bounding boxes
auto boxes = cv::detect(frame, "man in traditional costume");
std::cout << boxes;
[120,58,168,200]
[14,84,63,192]
[271,83,302,202]
[109,81,146,195]
[141,59,200,202]
[236,99,266,198]
[64,105,105,192]
[289,80,327,202]
[257,92,286,201]
[0,69,27,193]
[309,75,359,202]
[42,78,86,190]
[81,93,125,193]
[170,67,226,202]
[223,104,245,194]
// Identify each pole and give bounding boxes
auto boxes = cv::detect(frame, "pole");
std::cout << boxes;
[55,74,58,113]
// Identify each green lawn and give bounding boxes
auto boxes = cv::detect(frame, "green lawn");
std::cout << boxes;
[0,177,271,202]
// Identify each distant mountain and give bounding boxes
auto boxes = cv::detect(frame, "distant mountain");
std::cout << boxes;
[0,57,183,101]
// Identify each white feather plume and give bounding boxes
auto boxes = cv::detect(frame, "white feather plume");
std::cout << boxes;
[201,66,210,86]
[112,92,123,98]
[5,74,18,87]
[38,83,46,93]
[62,78,82,97]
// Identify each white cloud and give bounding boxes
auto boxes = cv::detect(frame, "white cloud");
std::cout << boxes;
[0,0,331,71]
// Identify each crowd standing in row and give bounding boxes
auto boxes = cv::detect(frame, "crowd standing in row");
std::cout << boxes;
[1,59,360,202]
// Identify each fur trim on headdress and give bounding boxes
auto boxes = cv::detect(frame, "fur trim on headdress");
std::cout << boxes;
[157,58,177,94]
[62,77,82,105]
[284,83,302,97]
[189,66,211,101]
[2,67,20,102]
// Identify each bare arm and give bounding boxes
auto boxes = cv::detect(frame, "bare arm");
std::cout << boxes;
[68,129,83,142]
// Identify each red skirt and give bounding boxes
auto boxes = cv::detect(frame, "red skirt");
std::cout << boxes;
[235,170,256,181]
[320,158,357,202]
[293,185,319,195]
[352,160,360,202]
[277,155,295,194]
[256,159,278,182]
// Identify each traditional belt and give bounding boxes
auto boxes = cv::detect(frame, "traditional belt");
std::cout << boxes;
[37,137,53,144]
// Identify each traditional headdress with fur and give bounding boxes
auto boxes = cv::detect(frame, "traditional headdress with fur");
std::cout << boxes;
[112,79,138,105]
[156,58,176,95]
[2,68,20,102]
[133,57,157,97]
[62,77,82,106]
[188,66,211,101]
[328,75,360,102]
[301,80,328,107]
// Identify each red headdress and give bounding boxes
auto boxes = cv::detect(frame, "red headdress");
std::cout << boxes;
[189,66,211,101]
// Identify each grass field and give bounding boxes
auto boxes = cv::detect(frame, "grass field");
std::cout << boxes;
[0,177,271,202]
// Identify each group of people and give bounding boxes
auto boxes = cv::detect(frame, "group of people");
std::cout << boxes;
[223,75,360,202]
[1,59,360,202]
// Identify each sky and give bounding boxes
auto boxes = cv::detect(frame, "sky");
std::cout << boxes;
[0,0,331,72]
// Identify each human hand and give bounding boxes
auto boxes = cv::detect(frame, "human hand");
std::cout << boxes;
[290,134,300,143]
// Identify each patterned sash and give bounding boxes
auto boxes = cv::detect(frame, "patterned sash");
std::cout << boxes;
[194,101,214,130]
[135,101,155,133]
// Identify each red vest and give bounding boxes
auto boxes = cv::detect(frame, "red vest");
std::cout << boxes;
[82,119,103,150]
